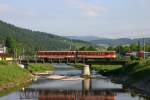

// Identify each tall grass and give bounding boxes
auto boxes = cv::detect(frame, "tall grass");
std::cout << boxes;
[0,61,30,87]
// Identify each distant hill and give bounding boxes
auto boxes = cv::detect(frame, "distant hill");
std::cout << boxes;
[91,38,150,46]
[66,36,150,46]
[66,36,100,42]
[0,20,94,54]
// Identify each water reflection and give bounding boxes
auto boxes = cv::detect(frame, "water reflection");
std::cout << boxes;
[20,78,118,100]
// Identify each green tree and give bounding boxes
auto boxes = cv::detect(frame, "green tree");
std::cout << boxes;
[78,46,86,51]
[115,45,130,55]
[107,46,115,51]
[87,46,97,51]
[5,36,16,54]
[130,44,138,51]
[78,46,97,51]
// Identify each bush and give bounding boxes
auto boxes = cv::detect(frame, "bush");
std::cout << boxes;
[0,61,8,65]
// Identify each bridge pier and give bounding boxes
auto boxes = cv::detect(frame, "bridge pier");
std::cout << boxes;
[82,65,91,77]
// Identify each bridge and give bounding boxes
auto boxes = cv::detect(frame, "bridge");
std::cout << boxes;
[20,51,127,77]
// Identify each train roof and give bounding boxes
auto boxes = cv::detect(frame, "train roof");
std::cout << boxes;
[37,51,116,52]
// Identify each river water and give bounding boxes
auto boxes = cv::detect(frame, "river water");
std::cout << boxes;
[0,64,149,100]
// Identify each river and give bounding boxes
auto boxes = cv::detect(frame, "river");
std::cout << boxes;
[0,64,149,100]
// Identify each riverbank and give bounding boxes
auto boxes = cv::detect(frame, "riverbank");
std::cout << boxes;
[0,61,32,94]
[72,61,150,96]
[0,62,54,95]
[92,60,150,96]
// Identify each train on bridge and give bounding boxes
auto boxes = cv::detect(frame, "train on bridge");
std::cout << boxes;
[37,51,117,61]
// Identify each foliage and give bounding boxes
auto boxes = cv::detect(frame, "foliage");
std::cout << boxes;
[107,46,115,51]
[78,46,97,51]
[92,65,122,76]
[0,61,8,65]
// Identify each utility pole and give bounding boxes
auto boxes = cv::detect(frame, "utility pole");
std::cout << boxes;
[70,39,72,51]
[22,48,25,60]
[138,41,141,52]
[143,38,145,59]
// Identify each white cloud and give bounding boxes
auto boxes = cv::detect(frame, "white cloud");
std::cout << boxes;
[64,0,108,17]
[0,4,11,14]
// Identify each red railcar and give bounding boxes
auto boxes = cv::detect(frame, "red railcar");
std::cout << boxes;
[37,51,117,59]
[37,51,76,59]
[77,51,116,59]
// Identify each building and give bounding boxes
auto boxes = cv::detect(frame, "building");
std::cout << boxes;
[126,51,150,58]
[0,44,6,53]
[0,44,13,61]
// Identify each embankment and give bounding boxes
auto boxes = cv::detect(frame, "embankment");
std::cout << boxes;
[0,62,54,95]
[0,61,32,94]
[92,60,150,96]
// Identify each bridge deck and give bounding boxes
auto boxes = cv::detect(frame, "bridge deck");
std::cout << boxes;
[21,59,127,65]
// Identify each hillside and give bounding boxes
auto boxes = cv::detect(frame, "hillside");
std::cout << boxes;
[91,38,150,46]
[0,20,94,55]
[65,36,100,42]
[67,36,150,46]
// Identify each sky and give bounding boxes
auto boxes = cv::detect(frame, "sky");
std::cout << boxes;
[0,0,150,38]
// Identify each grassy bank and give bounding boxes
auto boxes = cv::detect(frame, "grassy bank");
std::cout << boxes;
[0,62,55,96]
[92,60,150,82]
[0,61,32,93]
[92,65,122,76]
[27,63,54,73]
[92,60,150,95]
[70,63,84,69]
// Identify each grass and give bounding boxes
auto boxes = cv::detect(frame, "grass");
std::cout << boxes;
[127,60,150,82]
[0,61,31,88]
[92,65,122,76]
[27,63,54,73]
[92,59,150,82]
[0,62,54,96]
[70,63,84,69]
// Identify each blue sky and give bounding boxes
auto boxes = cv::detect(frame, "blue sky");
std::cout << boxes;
[0,0,150,38]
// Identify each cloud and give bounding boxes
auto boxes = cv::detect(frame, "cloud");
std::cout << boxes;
[0,4,11,14]
[64,0,108,17]
[0,3,34,18]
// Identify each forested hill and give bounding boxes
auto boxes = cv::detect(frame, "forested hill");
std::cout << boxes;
[90,38,150,46]
[0,20,93,55]
[67,36,150,46]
